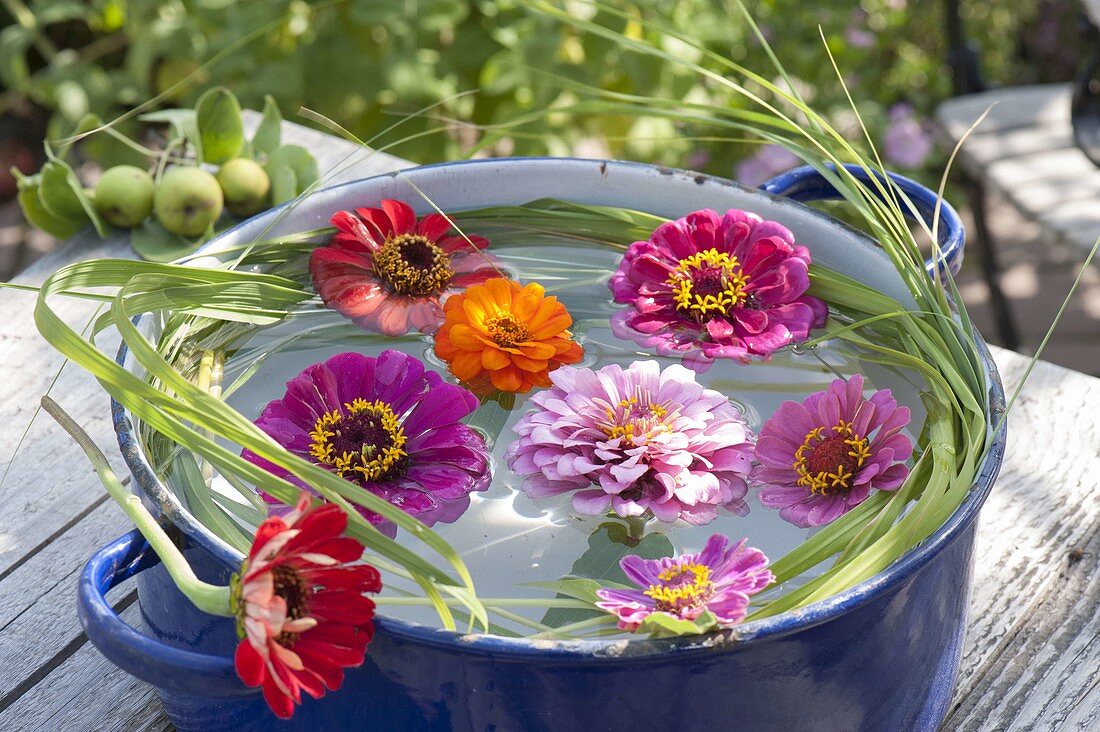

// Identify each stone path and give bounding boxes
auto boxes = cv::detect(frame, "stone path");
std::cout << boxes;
[954,193,1100,375]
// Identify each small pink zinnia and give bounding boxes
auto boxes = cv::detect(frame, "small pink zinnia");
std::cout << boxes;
[609,208,828,372]
[232,494,380,719]
[310,199,499,336]
[508,360,755,525]
[595,534,773,632]
[752,374,914,528]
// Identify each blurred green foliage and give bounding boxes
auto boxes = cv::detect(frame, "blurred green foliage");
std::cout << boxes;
[0,0,1084,182]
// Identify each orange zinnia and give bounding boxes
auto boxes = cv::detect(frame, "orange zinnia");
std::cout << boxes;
[434,278,583,394]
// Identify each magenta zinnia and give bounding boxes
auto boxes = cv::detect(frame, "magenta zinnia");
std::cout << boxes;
[508,360,755,525]
[242,350,490,531]
[595,534,773,631]
[310,199,498,336]
[752,374,914,528]
[232,494,380,719]
[609,208,828,371]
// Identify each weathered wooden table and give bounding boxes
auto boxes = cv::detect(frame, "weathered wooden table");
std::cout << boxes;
[0,119,1097,731]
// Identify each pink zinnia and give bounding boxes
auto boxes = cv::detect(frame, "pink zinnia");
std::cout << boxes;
[232,494,380,719]
[508,360,755,525]
[609,208,828,372]
[752,374,914,528]
[595,534,773,632]
[310,199,499,336]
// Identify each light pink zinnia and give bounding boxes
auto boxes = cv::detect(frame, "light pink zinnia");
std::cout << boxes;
[595,533,773,632]
[507,360,755,525]
[752,374,914,528]
[310,199,499,336]
[609,208,828,372]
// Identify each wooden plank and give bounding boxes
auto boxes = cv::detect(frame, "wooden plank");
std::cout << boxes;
[0,603,170,732]
[946,350,1100,727]
[0,231,131,577]
[0,499,134,698]
[945,514,1100,730]
[936,84,1072,139]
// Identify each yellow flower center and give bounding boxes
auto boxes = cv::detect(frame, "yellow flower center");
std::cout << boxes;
[601,395,671,447]
[644,562,715,614]
[793,420,872,495]
[667,248,751,321]
[485,313,531,348]
[372,233,453,297]
[308,398,408,483]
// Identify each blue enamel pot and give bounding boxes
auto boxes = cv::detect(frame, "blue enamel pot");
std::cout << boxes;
[79,159,1003,731]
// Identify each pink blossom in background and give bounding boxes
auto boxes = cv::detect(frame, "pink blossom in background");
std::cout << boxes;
[883,104,934,169]
[734,145,800,187]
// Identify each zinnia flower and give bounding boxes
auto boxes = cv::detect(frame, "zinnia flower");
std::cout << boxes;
[310,199,499,336]
[752,373,914,527]
[242,350,490,531]
[609,208,828,372]
[508,360,755,525]
[232,494,381,719]
[595,533,773,632]
[433,277,584,394]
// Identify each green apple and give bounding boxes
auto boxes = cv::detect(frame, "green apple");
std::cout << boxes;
[216,158,270,217]
[94,165,155,228]
[154,167,224,237]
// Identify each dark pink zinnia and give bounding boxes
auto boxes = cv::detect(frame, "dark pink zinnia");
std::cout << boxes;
[752,374,913,527]
[311,199,498,336]
[609,208,828,372]
[242,350,490,532]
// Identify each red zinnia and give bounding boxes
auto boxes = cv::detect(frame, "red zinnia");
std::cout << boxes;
[310,198,499,335]
[231,495,381,719]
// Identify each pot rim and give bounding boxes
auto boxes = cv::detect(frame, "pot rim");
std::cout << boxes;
[112,156,1005,660]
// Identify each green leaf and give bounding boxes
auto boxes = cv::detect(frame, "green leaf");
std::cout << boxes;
[268,165,297,207]
[39,159,106,237]
[573,521,674,583]
[636,609,718,638]
[38,161,88,220]
[195,87,245,165]
[542,521,673,627]
[169,452,252,553]
[252,95,283,157]
[468,391,515,448]
[35,1,90,24]
[0,26,33,89]
[16,183,84,239]
[263,145,318,204]
[140,109,198,144]
[131,219,204,262]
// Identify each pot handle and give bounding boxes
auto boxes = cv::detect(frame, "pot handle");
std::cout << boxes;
[759,164,964,277]
[77,529,251,698]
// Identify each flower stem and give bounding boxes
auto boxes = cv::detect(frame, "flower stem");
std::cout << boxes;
[40,396,233,617]
[529,615,615,640]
